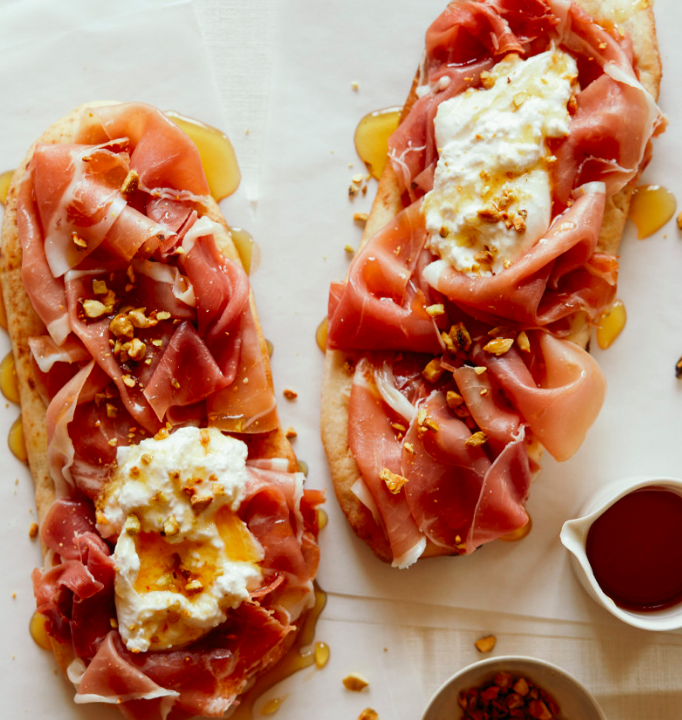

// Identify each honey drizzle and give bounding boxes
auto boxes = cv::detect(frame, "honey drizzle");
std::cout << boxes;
[316,317,328,352]
[629,184,676,239]
[29,612,51,650]
[499,515,532,542]
[230,587,327,720]
[597,299,626,350]
[9,415,27,463]
[354,108,401,179]
[0,290,6,330]
[165,111,241,201]
[313,641,330,669]
[260,696,288,716]
[0,169,14,205]
[231,227,261,275]
[0,351,19,403]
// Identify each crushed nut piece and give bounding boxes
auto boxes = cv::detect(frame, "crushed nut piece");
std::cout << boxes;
[171,378,181,389]
[474,634,496,653]
[446,390,464,409]
[128,308,158,329]
[474,366,487,375]
[92,279,108,295]
[29,522,39,539]
[127,338,147,362]
[391,422,407,433]
[512,214,527,233]
[403,442,415,454]
[156,311,171,321]
[83,299,108,319]
[162,515,181,537]
[422,358,444,383]
[122,374,137,388]
[466,431,488,448]
[125,514,141,535]
[379,468,409,494]
[439,224,450,238]
[353,212,369,223]
[141,453,152,465]
[449,322,472,353]
[343,673,369,691]
[285,426,297,439]
[358,710,378,720]
[480,71,493,89]
[72,232,88,249]
[106,403,118,418]
[110,313,134,339]
[120,169,140,195]
[344,244,356,254]
[425,303,445,317]
[283,388,298,400]
[110,618,118,629]
[423,417,439,433]
[190,494,214,514]
[108,438,118,447]
[483,337,514,356]
[185,580,203,593]
[516,331,530,352]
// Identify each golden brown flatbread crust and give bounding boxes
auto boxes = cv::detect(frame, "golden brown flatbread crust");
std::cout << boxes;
[0,101,299,676]
[321,0,662,565]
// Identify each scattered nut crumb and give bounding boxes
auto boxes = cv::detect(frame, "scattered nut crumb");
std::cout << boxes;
[474,634,496,653]
[677,211,682,231]
[483,337,514,356]
[283,389,298,400]
[120,169,140,195]
[162,515,181,537]
[426,303,445,317]
[353,212,368,223]
[516,330,531,352]
[28,523,38,539]
[351,81,359,91]
[125,514,141,535]
[285,426,297,439]
[358,710,378,720]
[380,468,409,494]
[344,244,356,254]
[465,431,488,448]
[343,673,369,691]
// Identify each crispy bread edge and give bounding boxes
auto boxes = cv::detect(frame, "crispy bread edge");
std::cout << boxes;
[0,101,300,679]
[321,0,662,565]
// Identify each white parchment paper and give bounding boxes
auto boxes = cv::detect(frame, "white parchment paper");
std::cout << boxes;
[256,0,682,625]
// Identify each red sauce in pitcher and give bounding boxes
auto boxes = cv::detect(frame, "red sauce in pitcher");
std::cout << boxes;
[586,488,682,612]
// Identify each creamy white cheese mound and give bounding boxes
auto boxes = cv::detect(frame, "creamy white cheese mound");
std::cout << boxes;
[422,48,578,278]
[97,426,263,653]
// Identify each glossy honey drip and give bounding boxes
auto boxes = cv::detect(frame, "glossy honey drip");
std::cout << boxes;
[230,587,327,720]
[0,169,14,205]
[9,415,28,463]
[354,108,401,179]
[260,696,288,716]
[597,299,626,350]
[316,317,328,352]
[499,515,532,542]
[166,111,241,201]
[629,184,676,239]
[0,290,7,330]
[231,228,261,275]
[29,612,52,650]
[0,351,19,403]
[316,508,328,530]
[314,641,330,669]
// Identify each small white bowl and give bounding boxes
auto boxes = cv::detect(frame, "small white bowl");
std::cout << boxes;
[560,475,682,631]
[421,656,605,720]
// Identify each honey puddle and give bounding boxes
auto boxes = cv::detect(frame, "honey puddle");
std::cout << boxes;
[629,184,676,239]
[0,169,14,205]
[29,612,51,650]
[499,515,532,542]
[354,108,401,179]
[597,300,626,350]
[231,227,261,275]
[166,111,241,201]
[9,415,28,463]
[0,351,19,403]
[231,587,327,720]
[316,317,328,352]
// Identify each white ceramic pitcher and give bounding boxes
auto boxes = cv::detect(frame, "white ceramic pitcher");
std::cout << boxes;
[560,475,682,632]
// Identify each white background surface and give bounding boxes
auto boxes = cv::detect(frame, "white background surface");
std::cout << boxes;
[1,0,682,718]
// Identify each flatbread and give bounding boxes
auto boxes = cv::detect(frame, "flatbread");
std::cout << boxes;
[321,0,662,564]
[0,101,299,674]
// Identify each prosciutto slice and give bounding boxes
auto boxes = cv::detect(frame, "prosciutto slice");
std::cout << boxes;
[327,202,443,353]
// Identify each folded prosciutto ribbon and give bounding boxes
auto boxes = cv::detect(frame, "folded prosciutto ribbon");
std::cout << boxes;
[20,103,322,719]
[327,0,660,567]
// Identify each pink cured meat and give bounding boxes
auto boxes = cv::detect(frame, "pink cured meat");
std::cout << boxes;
[327,202,443,353]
